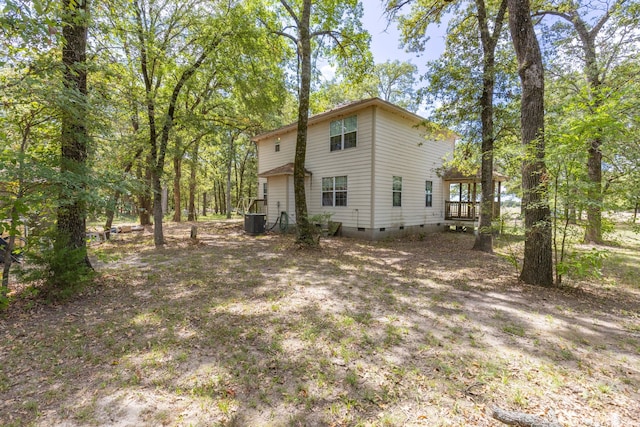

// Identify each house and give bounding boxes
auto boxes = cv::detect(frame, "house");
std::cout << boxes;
[252,97,465,239]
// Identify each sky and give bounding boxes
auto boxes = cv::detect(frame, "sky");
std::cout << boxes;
[361,2,447,66]
[320,2,447,90]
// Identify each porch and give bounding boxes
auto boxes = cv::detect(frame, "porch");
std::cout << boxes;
[443,168,507,222]
[444,201,501,221]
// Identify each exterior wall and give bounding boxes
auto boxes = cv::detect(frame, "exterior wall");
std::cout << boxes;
[258,132,297,175]
[372,107,454,233]
[264,175,288,226]
[257,107,374,230]
[260,174,311,228]
[304,106,373,230]
[256,132,295,226]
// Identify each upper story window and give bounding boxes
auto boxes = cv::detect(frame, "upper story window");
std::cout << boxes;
[322,176,348,207]
[275,138,280,152]
[425,180,433,207]
[393,176,402,207]
[330,115,357,151]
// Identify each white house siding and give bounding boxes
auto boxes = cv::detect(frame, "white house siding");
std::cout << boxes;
[285,175,312,223]
[264,175,288,225]
[304,107,374,229]
[256,131,295,227]
[258,132,297,174]
[372,107,454,233]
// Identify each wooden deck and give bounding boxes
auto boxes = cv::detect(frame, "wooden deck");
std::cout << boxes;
[445,201,477,221]
[445,201,500,221]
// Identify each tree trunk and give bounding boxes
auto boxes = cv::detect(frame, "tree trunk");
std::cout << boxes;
[134,3,213,247]
[172,154,182,222]
[2,116,31,290]
[293,0,317,245]
[585,137,603,242]
[151,168,164,246]
[2,204,19,289]
[213,182,218,214]
[2,235,14,290]
[581,35,603,244]
[226,134,234,219]
[472,0,507,253]
[57,0,92,270]
[492,407,561,427]
[138,163,152,225]
[202,191,207,216]
[508,0,553,286]
[188,139,199,221]
[216,181,220,215]
[220,180,226,215]
[237,147,251,209]
[543,6,614,241]
[104,188,122,234]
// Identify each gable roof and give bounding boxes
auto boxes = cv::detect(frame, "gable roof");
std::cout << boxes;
[252,97,430,143]
[258,162,312,178]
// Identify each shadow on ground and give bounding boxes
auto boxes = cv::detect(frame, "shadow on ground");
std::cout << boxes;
[1,220,638,426]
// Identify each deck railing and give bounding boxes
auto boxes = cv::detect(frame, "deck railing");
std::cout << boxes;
[445,201,501,220]
[445,201,478,220]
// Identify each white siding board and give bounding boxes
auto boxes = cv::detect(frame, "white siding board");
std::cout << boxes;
[303,107,373,228]
[257,133,296,175]
[265,175,288,225]
[373,108,454,229]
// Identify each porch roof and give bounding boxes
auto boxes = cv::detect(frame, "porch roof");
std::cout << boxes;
[258,162,312,178]
[442,167,508,183]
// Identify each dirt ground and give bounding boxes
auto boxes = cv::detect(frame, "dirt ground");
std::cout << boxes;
[1,220,639,426]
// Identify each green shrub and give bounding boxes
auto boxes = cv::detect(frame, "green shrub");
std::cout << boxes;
[557,248,609,281]
[601,217,616,236]
[21,232,95,301]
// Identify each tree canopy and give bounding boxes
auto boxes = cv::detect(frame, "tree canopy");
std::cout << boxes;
[1,0,639,293]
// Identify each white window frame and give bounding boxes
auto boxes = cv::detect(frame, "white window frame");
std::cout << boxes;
[330,115,357,151]
[393,176,402,207]
[322,176,348,207]
[425,180,433,207]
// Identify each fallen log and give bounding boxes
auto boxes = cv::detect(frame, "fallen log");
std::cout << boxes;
[492,407,562,427]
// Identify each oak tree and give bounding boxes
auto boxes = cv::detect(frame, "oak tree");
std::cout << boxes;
[387,0,511,253]
[57,0,93,272]
[267,0,370,246]
[508,0,553,286]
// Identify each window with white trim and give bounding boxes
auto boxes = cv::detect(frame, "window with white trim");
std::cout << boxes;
[330,115,357,151]
[393,176,402,207]
[425,180,433,207]
[322,176,348,207]
[275,139,280,152]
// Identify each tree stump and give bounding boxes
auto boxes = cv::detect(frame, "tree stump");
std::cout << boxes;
[190,226,197,240]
